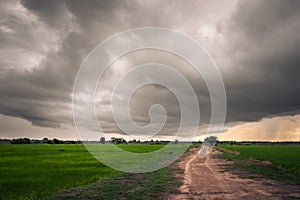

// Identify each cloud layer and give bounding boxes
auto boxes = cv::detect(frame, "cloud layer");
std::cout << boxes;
[1,0,300,140]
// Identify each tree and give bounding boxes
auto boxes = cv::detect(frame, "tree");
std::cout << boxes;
[24,138,31,144]
[204,136,217,146]
[47,140,54,144]
[11,138,31,144]
[42,138,49,143]
[174,139,179,144]
[100,137,106,144]
[111,137,126,144]
[53,138,61,144]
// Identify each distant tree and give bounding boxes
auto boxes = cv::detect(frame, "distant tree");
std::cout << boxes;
[0,139,11,145]
[53,138,62,144]
[100,137,106,144]
[11,138,31,144]
[31,139,42,144]
[111,137,126,144]
[174,139,179,144]
[128,139,137,144]
[111,137,116,144]
[24,138,31,144]
[204,136,217,146]
[47,140,54,144]
[42,138,49,143]
[11,139,19,144]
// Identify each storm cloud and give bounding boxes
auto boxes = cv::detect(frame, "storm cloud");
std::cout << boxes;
[0,0,300,140]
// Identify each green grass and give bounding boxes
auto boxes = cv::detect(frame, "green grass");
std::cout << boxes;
[0,144,173,200]
[47,167,180,200]
[118,144,165,152]
[217,145,300,183]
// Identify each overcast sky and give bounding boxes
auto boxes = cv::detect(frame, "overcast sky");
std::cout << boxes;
[1,0,300,141]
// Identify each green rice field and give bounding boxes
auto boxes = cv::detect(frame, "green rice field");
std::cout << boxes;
[0,144,166,200]
[218,145,300,184]
[218,145,300,180]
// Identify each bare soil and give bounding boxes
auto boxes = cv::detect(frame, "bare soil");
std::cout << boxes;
[169,148,300,200]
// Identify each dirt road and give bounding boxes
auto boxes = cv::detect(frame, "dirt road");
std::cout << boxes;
[169,148,300,200]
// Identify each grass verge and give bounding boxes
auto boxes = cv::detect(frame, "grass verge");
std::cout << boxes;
[217,145,300,184]
[46,166,181,200]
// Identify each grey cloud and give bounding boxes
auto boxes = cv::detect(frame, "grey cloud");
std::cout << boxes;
[222,0,300,123]
[20,0,71,28]
[1,0,300,139]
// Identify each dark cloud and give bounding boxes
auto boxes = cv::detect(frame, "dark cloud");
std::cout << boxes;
[0,0,299,139]
[223,0,300,123]
[20,0,70,28]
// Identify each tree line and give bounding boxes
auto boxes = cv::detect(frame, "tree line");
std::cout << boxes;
[1,137,299,145]
[107,137,175,145]
[0,138,82,144]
